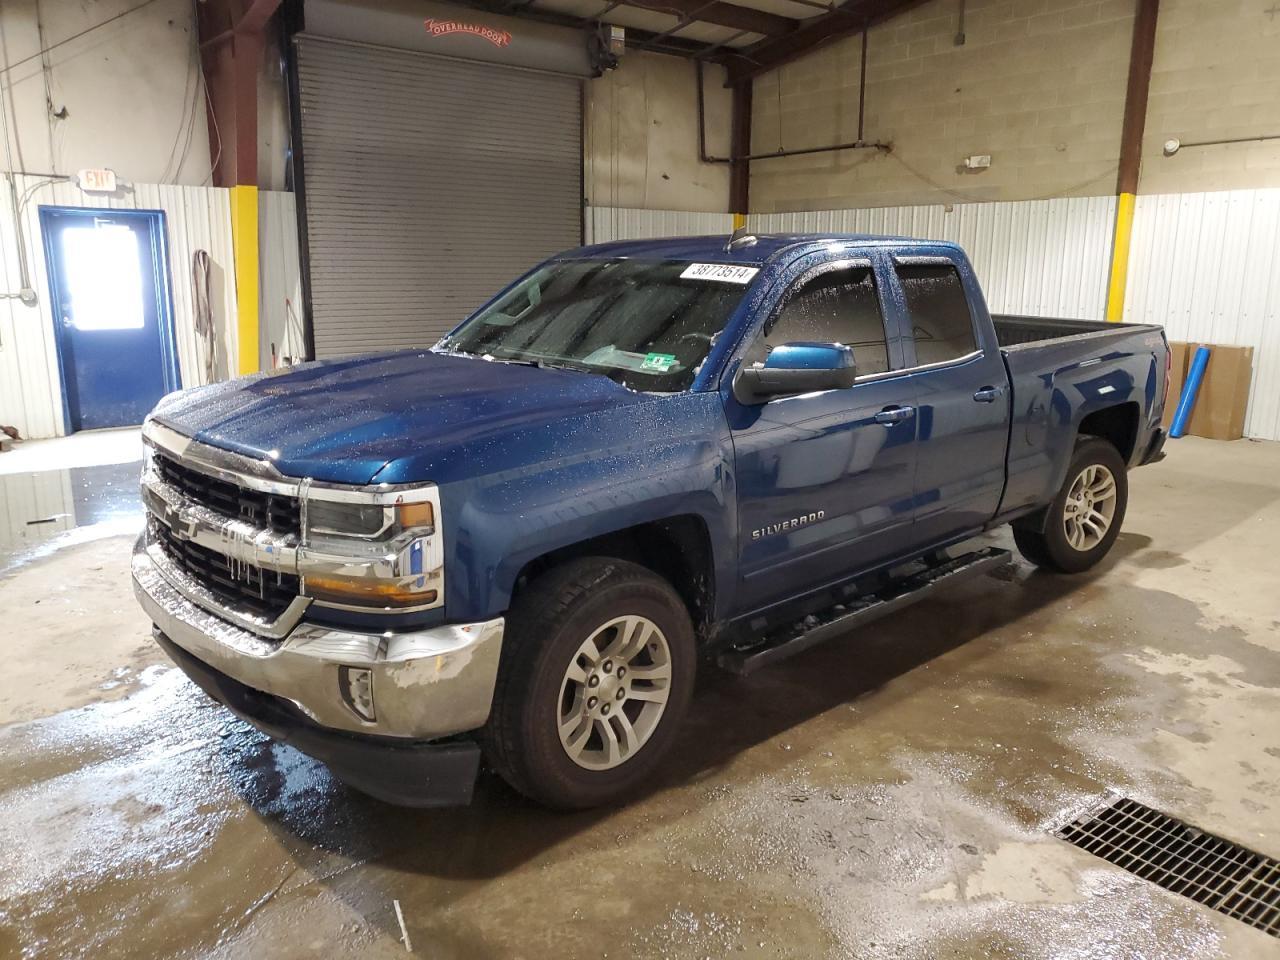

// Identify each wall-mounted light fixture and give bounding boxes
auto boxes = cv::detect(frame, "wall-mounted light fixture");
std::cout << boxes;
[1163,133,1280,157]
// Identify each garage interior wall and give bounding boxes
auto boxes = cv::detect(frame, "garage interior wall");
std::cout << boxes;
[0,0,215,187]
[1125,188,1280,441]
[585,207,734,244]
[744,0,1280,213]
[259,190,306,367]
[0,179,239,440]
[585,53,732,214]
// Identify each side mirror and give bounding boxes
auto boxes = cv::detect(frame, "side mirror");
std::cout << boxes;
[732,342,857,405]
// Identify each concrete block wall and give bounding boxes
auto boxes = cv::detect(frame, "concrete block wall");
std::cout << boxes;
[750,0,1136,213]
[749,0,1280,213]
[1140,0,1280,194]
[585,53,733,214]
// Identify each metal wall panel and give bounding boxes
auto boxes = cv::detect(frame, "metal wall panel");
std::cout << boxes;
[259,190,307,367]
[585,207,735,244]
[748,196,1118,322]
[0,470,75,552]
[0,177,237,439]
[1126,189,1280,441]
[296,36,583,357]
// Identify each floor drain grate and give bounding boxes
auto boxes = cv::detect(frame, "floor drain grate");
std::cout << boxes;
[1056,796,1280,938]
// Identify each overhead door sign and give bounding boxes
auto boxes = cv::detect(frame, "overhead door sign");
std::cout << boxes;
[423,18,512,47]
[680,263,759,284]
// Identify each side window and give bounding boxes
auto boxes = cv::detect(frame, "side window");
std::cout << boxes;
[895,263,978,365]
[745,265,890,375]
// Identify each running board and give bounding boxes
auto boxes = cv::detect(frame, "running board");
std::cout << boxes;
[717,547,1013,677]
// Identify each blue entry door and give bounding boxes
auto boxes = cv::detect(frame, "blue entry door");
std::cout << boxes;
[41,207,179,431]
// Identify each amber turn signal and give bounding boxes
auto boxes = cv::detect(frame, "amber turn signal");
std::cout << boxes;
[306,575,438,608]
[396,501,435,530]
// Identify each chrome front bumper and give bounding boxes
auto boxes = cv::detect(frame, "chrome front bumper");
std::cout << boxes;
[132,535,503,739]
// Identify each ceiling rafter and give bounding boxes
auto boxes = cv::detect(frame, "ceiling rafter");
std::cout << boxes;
[445,0,715,57]
[438,0,926,63]
[717,0,931,82]
[619,0,799,38]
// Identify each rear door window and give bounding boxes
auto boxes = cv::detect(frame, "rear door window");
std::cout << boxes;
[746,265,890,376]
[895,263,978,366]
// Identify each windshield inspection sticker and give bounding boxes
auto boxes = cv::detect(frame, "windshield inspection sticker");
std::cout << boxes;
[641,353,678,372]
[680,263,759,284]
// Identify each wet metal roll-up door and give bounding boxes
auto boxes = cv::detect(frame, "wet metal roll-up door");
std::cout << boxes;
[295,36,583,358]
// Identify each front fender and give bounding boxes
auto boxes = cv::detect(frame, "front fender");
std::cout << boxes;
[439,392,736,621]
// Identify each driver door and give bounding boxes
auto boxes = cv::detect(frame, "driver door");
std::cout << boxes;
[723,256,919,615]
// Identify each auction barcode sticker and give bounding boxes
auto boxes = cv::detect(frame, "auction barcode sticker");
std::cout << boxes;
[680,263,760,284]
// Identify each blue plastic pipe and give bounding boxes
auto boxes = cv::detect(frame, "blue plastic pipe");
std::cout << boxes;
[1170,345,1211,438]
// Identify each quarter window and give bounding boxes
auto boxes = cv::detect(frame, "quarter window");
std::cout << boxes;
[896,263,978,365]
[747,265,889,376]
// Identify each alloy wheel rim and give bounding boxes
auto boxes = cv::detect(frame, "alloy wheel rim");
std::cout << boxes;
[1062,463,1118,552]
[556,615,673,771]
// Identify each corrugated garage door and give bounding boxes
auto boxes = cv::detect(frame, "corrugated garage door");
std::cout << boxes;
[296,36,582,358]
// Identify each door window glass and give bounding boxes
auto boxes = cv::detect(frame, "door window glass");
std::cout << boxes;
[61,223,145,331]
[746,265,889,375]
[895,263,977,365]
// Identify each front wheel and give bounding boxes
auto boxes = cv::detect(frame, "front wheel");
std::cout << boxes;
[1013,437,1128,574]
[484,558,696,809]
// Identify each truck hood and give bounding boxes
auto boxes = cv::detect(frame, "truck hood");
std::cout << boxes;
[152,351,652,485]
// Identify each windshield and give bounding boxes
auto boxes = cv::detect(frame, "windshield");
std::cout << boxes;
[438,258,757,391]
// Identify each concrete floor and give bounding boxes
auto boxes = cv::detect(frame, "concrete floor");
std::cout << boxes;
[1,435,1278,959]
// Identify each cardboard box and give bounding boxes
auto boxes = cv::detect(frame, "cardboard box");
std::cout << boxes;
[1163,340,1190,431]
[1185,343,1254,441]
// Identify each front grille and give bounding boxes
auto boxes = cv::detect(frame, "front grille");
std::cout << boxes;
[152,518,300,620]
[1057,796,1280,937]
[155,452,300,537]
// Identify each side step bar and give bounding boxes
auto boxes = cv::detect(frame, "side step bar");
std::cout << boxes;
[717,547,1013,676]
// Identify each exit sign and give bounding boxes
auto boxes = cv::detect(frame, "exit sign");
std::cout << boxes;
[77,168,118,193]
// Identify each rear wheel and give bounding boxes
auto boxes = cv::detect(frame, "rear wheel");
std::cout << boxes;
[1013,437,1128,574]
[484,557,695,809]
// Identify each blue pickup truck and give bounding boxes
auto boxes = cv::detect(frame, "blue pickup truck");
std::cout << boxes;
[132,233,1169,808]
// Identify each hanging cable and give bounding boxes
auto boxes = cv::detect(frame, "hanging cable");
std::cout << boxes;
[0,0,165,80]
[0,60,35,304]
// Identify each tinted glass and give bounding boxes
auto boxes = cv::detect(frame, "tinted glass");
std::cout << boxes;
[896,263,977,365]
[747,265,889,375]
[441,259,753,392]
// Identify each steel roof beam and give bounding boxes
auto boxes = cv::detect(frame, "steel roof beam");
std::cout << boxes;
[619,0,799,38]
[718,0,929,82]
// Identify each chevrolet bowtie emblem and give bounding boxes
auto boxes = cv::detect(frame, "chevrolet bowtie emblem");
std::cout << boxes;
[171,515,198,541]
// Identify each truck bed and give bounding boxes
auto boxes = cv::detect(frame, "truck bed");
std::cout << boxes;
[992,313,1115,348]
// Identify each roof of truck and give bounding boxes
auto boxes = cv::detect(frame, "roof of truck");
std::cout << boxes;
[566,233,962,266]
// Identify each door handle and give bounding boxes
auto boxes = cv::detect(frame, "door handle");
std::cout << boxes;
[874,405,916,425]
[973,385,1006,403]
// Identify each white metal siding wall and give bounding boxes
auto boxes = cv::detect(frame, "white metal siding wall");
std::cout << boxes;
[584,207,735,244]
[748,197,1118,322]
[1126,189,1280,441]
[0,470,75,552]
[296,36,583,357]
[0,178,237,439]
[259,190,306,367]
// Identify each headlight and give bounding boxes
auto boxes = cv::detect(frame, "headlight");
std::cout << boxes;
[299,484,443,612]
[307,500,434,539]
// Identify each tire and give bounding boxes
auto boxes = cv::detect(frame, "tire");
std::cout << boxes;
[1013,436,1129,574]
[484,557,696,809]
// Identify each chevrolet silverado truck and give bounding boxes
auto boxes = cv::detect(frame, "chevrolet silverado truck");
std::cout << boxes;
[132,233,1170,809]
